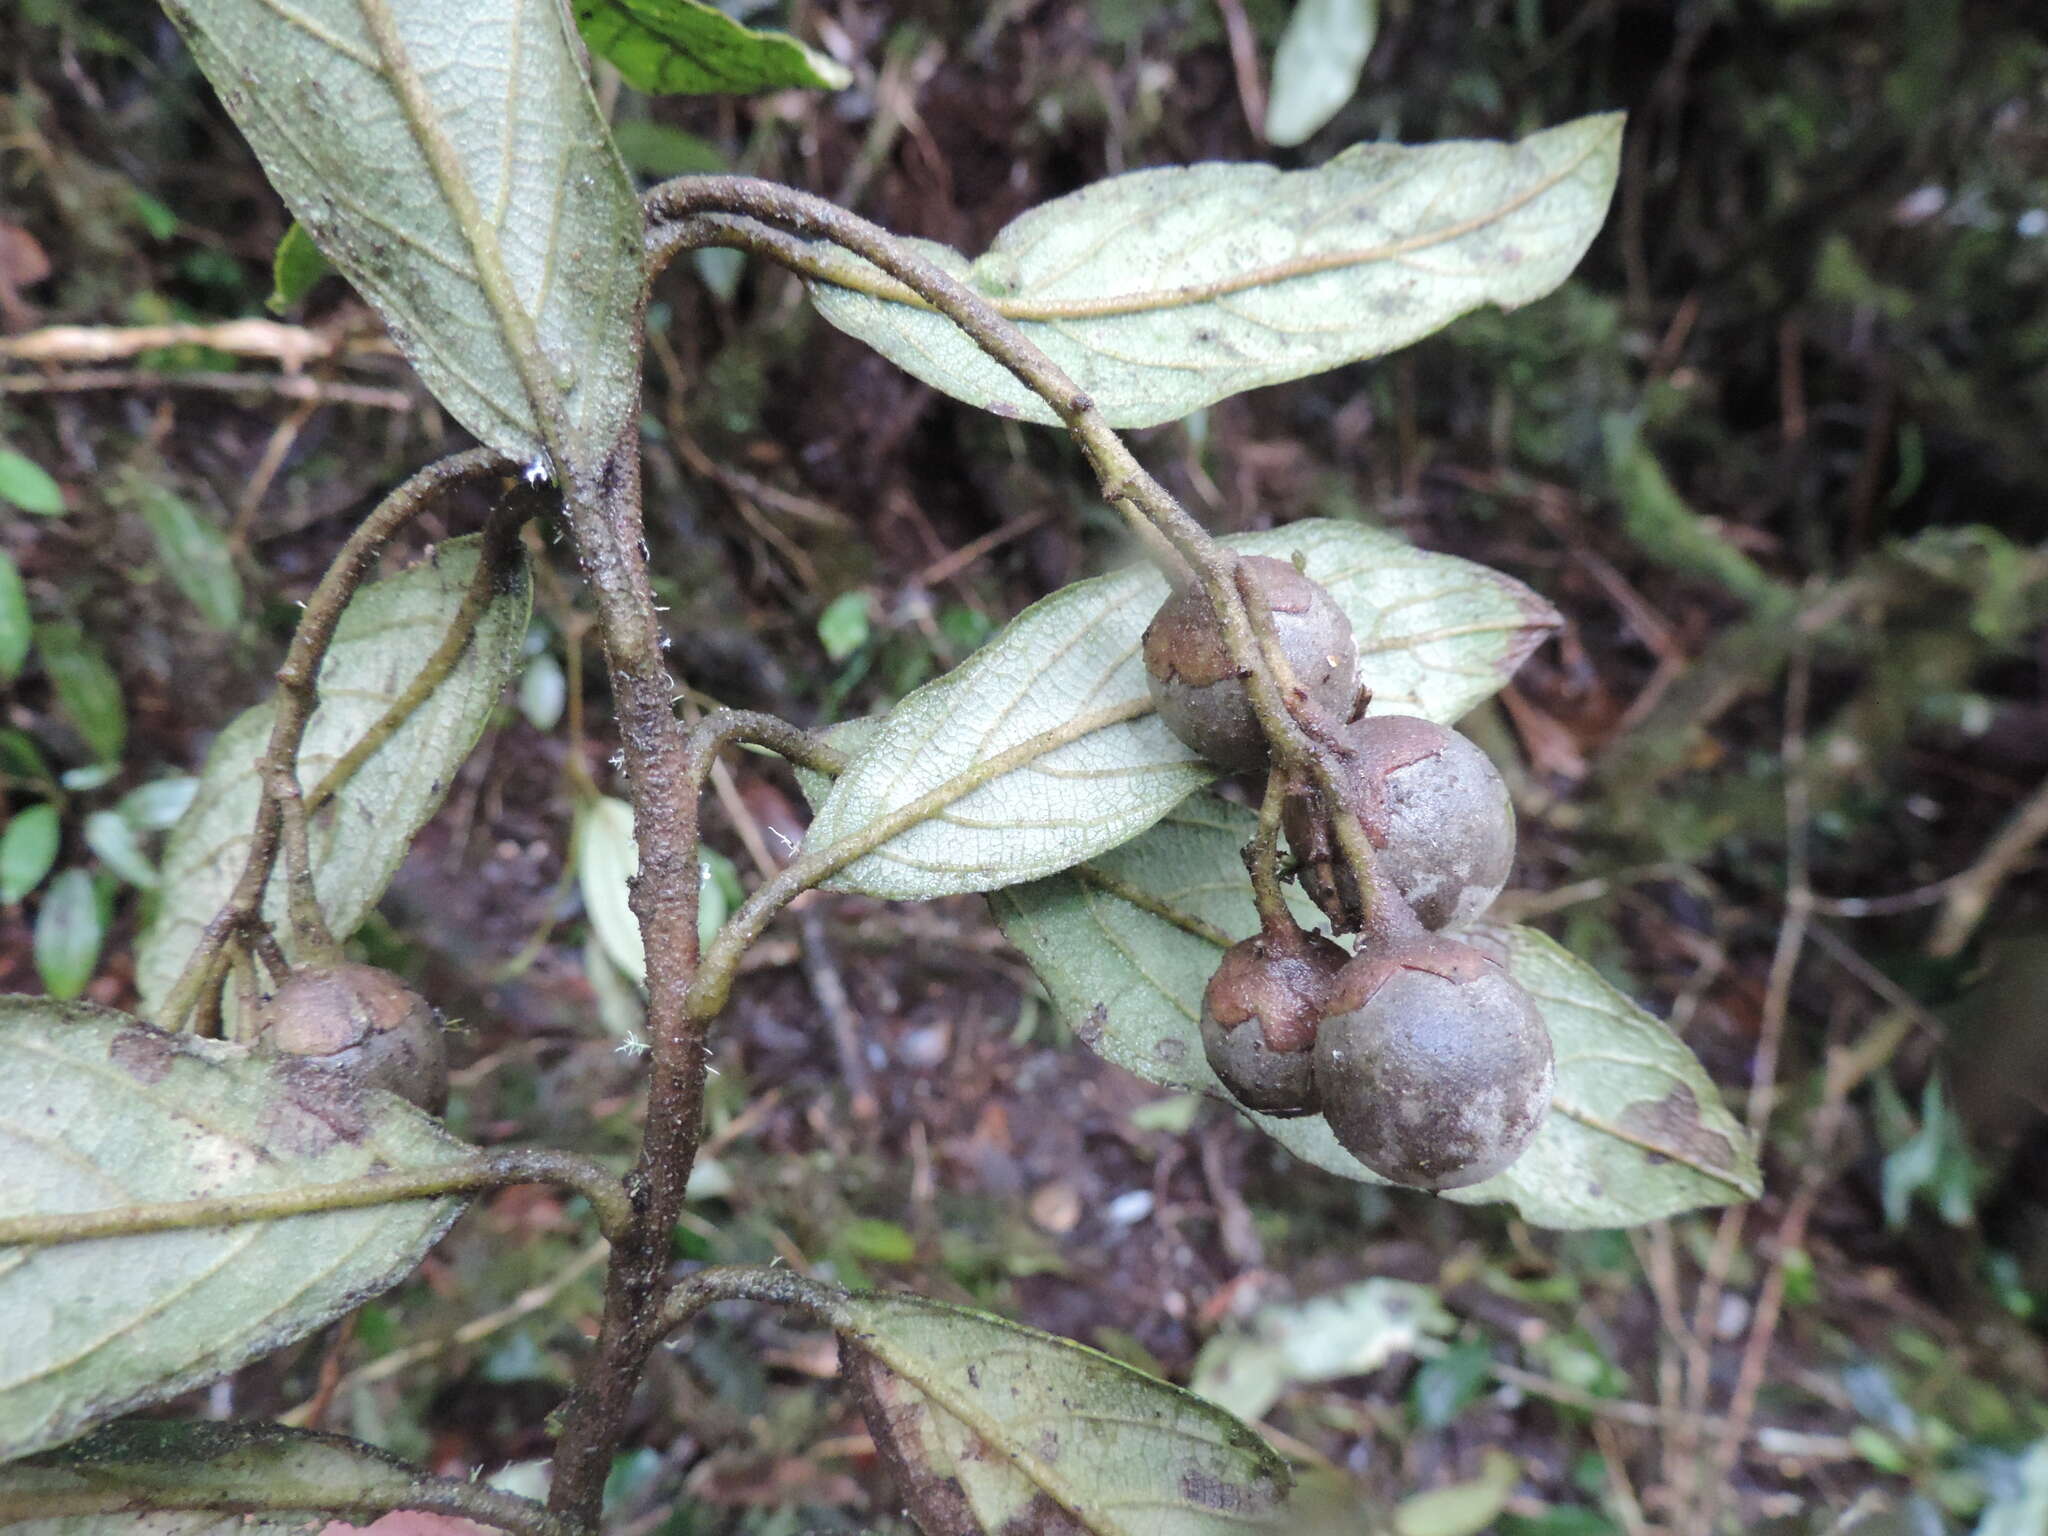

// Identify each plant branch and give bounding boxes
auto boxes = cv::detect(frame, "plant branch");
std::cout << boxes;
[687,698,1150,1018]
[1246,769,1293,933]
[643,179,1368,913]
[153,448,511,1035]
[656,1264,848,1335]
[0,1148,633,1248]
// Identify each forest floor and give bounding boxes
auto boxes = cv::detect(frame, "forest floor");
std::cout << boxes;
[4,3,2048,1534]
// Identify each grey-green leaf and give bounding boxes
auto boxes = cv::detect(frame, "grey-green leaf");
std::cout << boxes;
[809,113,1622,427]
[806,520,1555,900]
[0,1001,472,1458]
[34,624,125,764]
[835,1290,1292,1534]
[1,802,61,904]
[0,548,29,683]
[161,0,645,470]
[1265,0,1378,148]
[84,810,159,890]
[120,469,242,631]
[990,795,1761,1229]
[0,1421,425,1528]
[135,536,531,1016]
[33,869,104,1001]
[574,0,852,95]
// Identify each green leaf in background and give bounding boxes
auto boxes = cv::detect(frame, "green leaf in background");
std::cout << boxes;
[1265,0,1378,147]
[806,520,1555,900]
[1,802,62,904]
[0,449,65,516]
[115,776,199,834]
[83,809,158,889]
[817,589,871,662]
[1191,1279,1451,1423]
[1977,1437,2048,1536]
[991,795,1761,1228]
[31,868,105,1000]
[834,1290,1293,1533]
[162,0,645,471]
[610,119,728,179]
[265,219,330,314]
[0,1421,436,1528]
[576,794,740,987]
[0,1000,473,1459]
[136,536,530,1016]
[518,649,568,730]
[1411,1338,1495,1429]
[1392,1449,1520,1536]
[575,0,851,95]
[118,469,242,631]
[810,113,1622,427]
[33,624,125,764]
[0,548,30,682]
[1601,414,1782,609]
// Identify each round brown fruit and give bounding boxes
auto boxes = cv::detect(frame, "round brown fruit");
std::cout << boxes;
[1312,938,1552,1190]
[1284,716,1514,932]
[1143,555,1359,772]
[256,962,448,1114]
[1200,925,1349,1117]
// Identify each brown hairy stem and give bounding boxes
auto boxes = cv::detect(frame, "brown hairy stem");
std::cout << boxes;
[154,448,511,1036]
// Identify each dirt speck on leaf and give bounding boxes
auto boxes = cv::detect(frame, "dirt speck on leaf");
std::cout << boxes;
[108,1025,178,1084]
[1618,1085,1738,1175]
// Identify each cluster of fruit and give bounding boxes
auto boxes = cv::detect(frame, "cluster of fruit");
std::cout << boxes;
[1144,556,1554,1191]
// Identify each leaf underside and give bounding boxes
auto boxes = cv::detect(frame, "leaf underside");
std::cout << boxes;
[991,795,1761,1229]
[135,537,531,1020]
[163,0,644,468]
[0,1002,472,1460]
[0,1420,423,1527]
[836,1291,1292,1535]
[807,518,1557,901]
[810,113,1623,427]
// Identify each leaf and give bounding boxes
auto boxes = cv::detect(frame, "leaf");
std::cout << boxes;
[809,113,1622,428]
[84,810,159,889]
[1976,1437,2048,1536]
[817,589,871,662]
[1190,1278,1450,1422]
[575,794,735,988]
[834,1290,1292,1534]
[990,795,1761,1229]
[576,0,851,95]
[1,802,61,904]
[0,1000,471,1458]
[806,519,1555,900]
[0,1420,427,1527]
[1264,0,1378,148]
[34,624,125,763]
[1392,1450,1519,1536]
[0,548,29,682]
[267,219,332,313]
[33,869,105,1000]
[120,469,243,632]
[575,794,645,988]
[0,449,65,516]
[161,0,645,470]
[517,650,566,731]
[135,536,530,1016]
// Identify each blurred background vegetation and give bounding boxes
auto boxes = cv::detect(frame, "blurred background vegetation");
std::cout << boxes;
[3,1,2047,1532]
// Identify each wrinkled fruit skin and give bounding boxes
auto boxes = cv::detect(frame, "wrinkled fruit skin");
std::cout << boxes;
[1143,555,1359,772]
[1314,938,1553,1190]
[256,962,448,1114]
[1285,715,1515,932]
[1201,927,1350,1116]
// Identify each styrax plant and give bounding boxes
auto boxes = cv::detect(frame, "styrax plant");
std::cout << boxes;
[0,4,1763,1533]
